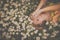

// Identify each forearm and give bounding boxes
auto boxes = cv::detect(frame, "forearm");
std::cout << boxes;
[40,4,60,12]
[36,0,46,10]
[31,0,47,16]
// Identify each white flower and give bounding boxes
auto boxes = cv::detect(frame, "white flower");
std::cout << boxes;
[42,36,47,39]
[30,32,34,35]
[16,32,19,35]
[45,21,49,25]
[34,30,38,34]
[19,18,23,22]
[43,29,47,32]
[21,32,26,36]
[36,37,40,40]
[38,33,42,36]
[49,26,52,30]
[22,23,25,30]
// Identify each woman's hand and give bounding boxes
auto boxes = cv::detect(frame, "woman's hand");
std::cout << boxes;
[30,12,51,25]
[30,0,47,18]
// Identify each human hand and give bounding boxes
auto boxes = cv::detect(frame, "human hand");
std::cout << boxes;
[30,12,51,25]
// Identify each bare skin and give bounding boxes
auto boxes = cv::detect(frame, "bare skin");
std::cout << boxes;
[31,0,46,17]
[32,4,60,17]
[35,0,46,10]
[30,0,60,30]
[39,4,60,14]
[31,4,60,25]
[32,12,51,25]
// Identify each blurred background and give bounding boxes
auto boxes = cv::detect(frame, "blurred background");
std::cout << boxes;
[0,0,60,40]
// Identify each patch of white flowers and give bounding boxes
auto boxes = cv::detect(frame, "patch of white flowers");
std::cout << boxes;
[0,0,60,40]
